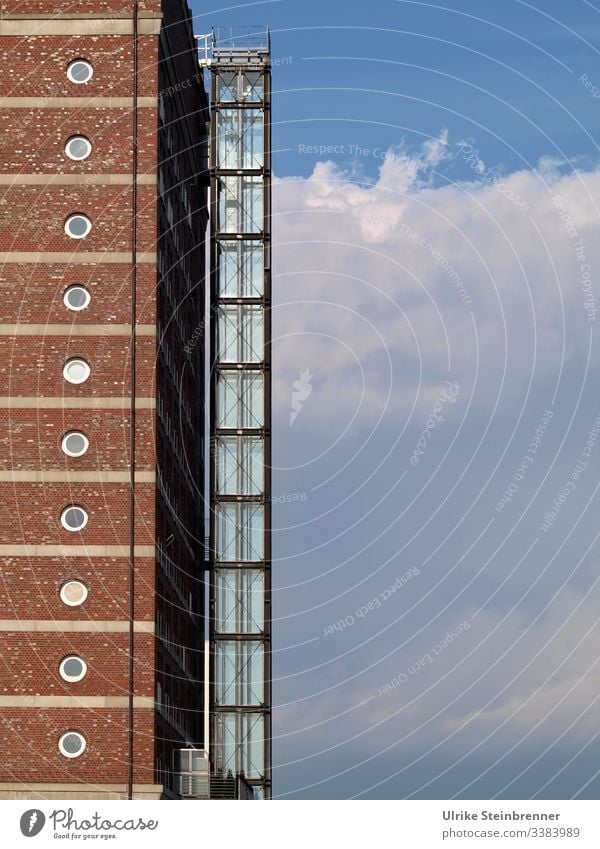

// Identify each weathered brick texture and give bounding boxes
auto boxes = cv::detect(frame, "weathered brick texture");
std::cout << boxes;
[0,35,158,100]
[0,0,207,797]
[0,556,156,620]
[0,264,157,325]
[0,185,156,253]
[1,1,161,15]
[0,482,155,545]
[0,336,157,397]
[0,708,155,785]
[0,109,157,175]
[0,408,156,471]
[0,633,154,696]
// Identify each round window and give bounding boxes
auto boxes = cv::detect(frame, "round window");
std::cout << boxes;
[63,358,90,385]
[65,214,91,239]
[59,656,87,683]
[58,731,87,758]
[59,580,88,607]
[64,286,90,312]
[60,506,88,532]
[61,431,89,458]
[65,136,92,161]
[67,60,93,84]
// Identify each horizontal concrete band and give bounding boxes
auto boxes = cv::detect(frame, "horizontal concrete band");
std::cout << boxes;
[0,620,154,633]
[0,397,155,409]
[0,784,164,801]
[0,19,161,35]
[0,695,154,708]
[0,470,155,482]
[0,97,156,108]
[0,174,156,186]
[0,252,156,264]
[0,544,155,556]
[0,323,155,336]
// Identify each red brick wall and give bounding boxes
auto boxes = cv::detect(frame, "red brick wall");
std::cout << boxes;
[0,185,156,253]
[1,1,161,15]
[0,708,155,785]
[0,633,154,696]
[0,264,157,326]
[0,556,155,620]
[0,408,156,471]
[0,482,155,546]
[0,0,207,793]
[0,35,158,99]
[0,336,156,397]
[0,109,157,175]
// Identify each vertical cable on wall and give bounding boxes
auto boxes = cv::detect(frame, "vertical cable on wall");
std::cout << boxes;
[128,0,140,803]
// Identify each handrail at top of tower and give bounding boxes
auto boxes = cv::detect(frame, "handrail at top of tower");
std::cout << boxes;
[196,26,270,66]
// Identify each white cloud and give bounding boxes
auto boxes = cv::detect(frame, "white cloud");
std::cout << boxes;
[272,136,600,433]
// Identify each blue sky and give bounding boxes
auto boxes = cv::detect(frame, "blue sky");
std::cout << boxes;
[192,0,600,181]
[189,0,600,800]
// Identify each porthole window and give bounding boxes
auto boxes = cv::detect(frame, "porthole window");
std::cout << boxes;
[63,285,91,312]
[58,731,87,759]
[59,580,88,607]
[63,358,90,385]
[67,60,93,84]
[61,431,89,458]
[65,214,92,240]
[59,656,87,683]
[65,136,92,161]
[60,505,89,532]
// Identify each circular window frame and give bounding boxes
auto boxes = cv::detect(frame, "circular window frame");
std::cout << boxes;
[59,580,88,607]
[65,136,92,162]
[58,731,87,759]
[66,60,94,85]
[65,214,92,240]
[60,505,89,533]
[63,358,90,385]
[63,285,91,312]
[61,431,89,458]
[59,655,87,683]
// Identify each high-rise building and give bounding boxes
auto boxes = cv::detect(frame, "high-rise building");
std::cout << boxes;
[0,1,271,801]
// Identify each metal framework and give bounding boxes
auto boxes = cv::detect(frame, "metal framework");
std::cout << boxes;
[206,28,272,800]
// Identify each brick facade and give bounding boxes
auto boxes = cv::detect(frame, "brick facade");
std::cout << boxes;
[0,0,208,799]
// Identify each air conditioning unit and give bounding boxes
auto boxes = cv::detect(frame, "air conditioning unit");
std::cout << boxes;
[174,749,210,799]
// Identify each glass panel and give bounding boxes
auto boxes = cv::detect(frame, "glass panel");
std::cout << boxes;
[217,70,237,102]
[241,71,264,102]
[217,306,264,363]
[218,176,263,233]
[215,713,265,779]
[241,110,263,168]
[242,177,263,231]
[217,437,264,495]
[241,372,264,428]
[218,242,239,298]
[240,306,264,362]
[217,242,264,299]
[217,70,264,103]
[216,372,263,429]
[215,569,265,633]
[217,110,263,169]
[217,110,239,169]
[215,641,264,705]
[217,305,239,362]
[216,503,264,561]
